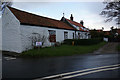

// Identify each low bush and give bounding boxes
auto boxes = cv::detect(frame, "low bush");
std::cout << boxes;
[64,38,103,45]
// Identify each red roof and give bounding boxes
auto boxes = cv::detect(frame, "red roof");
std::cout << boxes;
[66,19,84,27]
[8,7,75,30]
[66,19,87,31]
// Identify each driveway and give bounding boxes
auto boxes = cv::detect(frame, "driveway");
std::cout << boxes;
[93,42,119,54]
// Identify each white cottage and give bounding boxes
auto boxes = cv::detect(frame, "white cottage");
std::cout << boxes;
[2,7,90,53]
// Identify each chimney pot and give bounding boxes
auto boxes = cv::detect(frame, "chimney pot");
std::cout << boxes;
[70,14,73,21]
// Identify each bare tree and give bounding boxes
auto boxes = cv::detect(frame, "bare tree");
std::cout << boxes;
[28,33,47,48]
[0,1,12,14]
[100,0,120,25]
[102,27,104,30]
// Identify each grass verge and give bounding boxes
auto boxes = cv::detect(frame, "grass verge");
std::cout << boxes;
[20,42,106,57]
[117,44,120,51]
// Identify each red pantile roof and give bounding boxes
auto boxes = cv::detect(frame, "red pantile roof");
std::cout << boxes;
[66,19,87,31]
[66,19,84,27]
[8,7,75,30]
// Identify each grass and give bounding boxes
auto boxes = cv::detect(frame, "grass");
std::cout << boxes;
[20,42,106,57]
[117,44,120,51]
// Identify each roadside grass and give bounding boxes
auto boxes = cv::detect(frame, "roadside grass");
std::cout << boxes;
[117,44,120,51]
[20,42,106,57]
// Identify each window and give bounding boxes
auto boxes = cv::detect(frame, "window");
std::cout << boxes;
[64,32,68,40]
[48,30,56,42]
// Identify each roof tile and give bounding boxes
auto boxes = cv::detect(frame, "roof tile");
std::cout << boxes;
[8,7,75,30]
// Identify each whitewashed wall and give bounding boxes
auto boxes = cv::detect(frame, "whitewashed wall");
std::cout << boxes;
[80,32,89,39]
[2,7,89,53]
[0,14,2,51]
[75,31,86,39]
[2,7,22,53]
[103,37,108,42]
[20,25,75,52]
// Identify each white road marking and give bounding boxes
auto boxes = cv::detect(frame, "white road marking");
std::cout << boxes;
[4,57,16,60]
[35,64,120,80]
[62,66,120,79]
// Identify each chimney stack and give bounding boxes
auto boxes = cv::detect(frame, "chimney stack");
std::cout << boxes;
[70,14,73,21]
[80,20,84,26]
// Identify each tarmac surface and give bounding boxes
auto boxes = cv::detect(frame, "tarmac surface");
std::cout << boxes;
[2,42,120,79]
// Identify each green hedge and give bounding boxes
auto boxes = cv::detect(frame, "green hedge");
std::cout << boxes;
[64,38,103,45]
[117,44,120,51]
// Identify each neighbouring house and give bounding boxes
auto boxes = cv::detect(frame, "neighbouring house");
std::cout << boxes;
[2,7,90,53]
[61,14,90,39]
[113,28,120,36]
[104,31,111,36]
[104,28,120,42]
[96,29,103,32]
[90,29,104,38]
[90,29,103,32]
[117,29,120,34]
[104,28,120,36]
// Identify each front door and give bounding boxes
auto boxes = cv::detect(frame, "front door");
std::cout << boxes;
[48,30,56,42]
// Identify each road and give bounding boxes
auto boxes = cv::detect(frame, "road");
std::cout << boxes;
[2,53,120,79]
[2,42,120,80]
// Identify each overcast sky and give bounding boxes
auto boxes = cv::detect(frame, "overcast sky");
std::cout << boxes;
[12,2,118,31]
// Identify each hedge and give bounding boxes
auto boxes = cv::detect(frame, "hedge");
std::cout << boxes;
[64,38,103,45]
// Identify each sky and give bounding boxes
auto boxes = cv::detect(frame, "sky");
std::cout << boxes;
[11,2,118,31]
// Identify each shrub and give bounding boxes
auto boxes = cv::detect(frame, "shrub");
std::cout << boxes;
[55,42,61,47]
[64,38,103,45]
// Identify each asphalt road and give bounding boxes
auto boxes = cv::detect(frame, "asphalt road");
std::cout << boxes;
[2,52,120,80]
